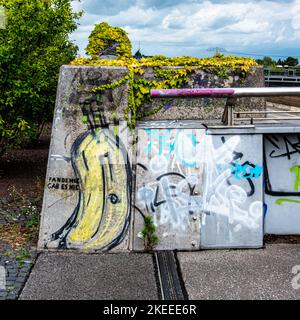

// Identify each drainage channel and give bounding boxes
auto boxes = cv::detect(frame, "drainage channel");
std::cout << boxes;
[154,251,188,300]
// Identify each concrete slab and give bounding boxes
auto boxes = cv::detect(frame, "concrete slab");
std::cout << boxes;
[178,244,300,300]
[20,252,158,300]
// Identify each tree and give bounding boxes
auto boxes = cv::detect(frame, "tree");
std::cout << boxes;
[255,56,276,68]
[0,0,82,155]
[284,56,299,67]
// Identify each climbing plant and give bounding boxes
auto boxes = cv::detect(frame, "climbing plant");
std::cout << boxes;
[86,22,132,59]
[72,54,257,129]
[72,24,257,129]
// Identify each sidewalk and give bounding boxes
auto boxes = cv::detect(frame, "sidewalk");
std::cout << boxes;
[20,253,159,300]
[19,244,300,300]
[178,244,300,300]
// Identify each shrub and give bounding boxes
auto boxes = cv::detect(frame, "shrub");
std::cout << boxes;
[0,0,82,155]
[85,22,132,59]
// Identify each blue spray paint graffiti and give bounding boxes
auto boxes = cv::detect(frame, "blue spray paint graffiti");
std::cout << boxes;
[144,128,199,167]
[216,161,263,180]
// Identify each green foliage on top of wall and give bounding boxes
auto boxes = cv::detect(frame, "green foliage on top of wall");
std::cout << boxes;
[72,23,257,129]
[85,22,132,59]
[71,54,257,129]
[72,54,257,78]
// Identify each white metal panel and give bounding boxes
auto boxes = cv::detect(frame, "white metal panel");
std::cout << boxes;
[200,134,264,248]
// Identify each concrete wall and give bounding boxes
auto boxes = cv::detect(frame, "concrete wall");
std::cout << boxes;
[38,66,133,251]
[139,66,265,123]
[38,65,298,253]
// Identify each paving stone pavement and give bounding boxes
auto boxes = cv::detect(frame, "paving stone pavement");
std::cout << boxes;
[0,244,37,300]
[0,195,40,300]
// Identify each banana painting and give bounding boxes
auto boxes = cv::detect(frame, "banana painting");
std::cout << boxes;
[51,127,132,251]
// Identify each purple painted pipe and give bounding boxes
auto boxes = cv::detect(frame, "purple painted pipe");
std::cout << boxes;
[150,88,235,98]
[150,87,300,98]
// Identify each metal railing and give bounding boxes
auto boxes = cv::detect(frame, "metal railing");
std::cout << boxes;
[264,68,300,78]
[150,87,300,126]
[264,68,300,87]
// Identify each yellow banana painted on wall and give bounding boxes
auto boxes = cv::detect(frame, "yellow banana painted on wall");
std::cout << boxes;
[51,127,132,251]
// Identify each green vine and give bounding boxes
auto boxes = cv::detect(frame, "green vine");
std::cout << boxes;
[89,63,201,128]
[86,22,132,59]
[72,23,257,129]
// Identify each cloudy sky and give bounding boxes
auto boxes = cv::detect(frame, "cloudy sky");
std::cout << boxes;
[71,0,300,59]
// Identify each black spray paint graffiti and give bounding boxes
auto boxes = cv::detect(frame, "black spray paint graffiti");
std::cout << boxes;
[220,136,262,197]
[136,164,203,231]
[47,177,80,191]
[267,135,300,160]
[50,95,132,251]
[265,135,300,197]
[136,132,263,235]
[135,129,206,231]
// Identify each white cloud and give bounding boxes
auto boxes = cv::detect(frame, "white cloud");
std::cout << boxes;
[71,0,300,58]
[292,0,300,30]
[104,6,158,27]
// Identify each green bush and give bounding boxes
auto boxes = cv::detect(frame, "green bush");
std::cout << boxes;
[0,0,82,155]
[85,22,132,59]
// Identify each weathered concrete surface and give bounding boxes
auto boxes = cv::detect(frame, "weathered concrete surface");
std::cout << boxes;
[141,66,265,123]
[50,65,265,126]
[20,253,158,300]
[39,66,133,252]
[39,65,267,253]
[58,65,130,123]
[178,244,300,300]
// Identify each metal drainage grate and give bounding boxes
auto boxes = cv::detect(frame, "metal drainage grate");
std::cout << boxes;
[154,251,187,300]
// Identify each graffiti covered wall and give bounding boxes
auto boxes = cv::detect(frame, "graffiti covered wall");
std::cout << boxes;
[264,134,300,234]
[200,134,263,248]
[38,66,134,251]
[133,128,264,250]
[39,66,300,253]
[133,128,205,250]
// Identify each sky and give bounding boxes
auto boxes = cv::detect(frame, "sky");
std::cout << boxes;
[70,0,300,59]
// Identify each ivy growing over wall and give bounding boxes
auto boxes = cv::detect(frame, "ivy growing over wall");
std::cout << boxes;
[85,22,132,59]
[71,24,257,128]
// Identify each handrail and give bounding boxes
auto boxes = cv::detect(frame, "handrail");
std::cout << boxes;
[150,87,300,126]
[150,87,300,98]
